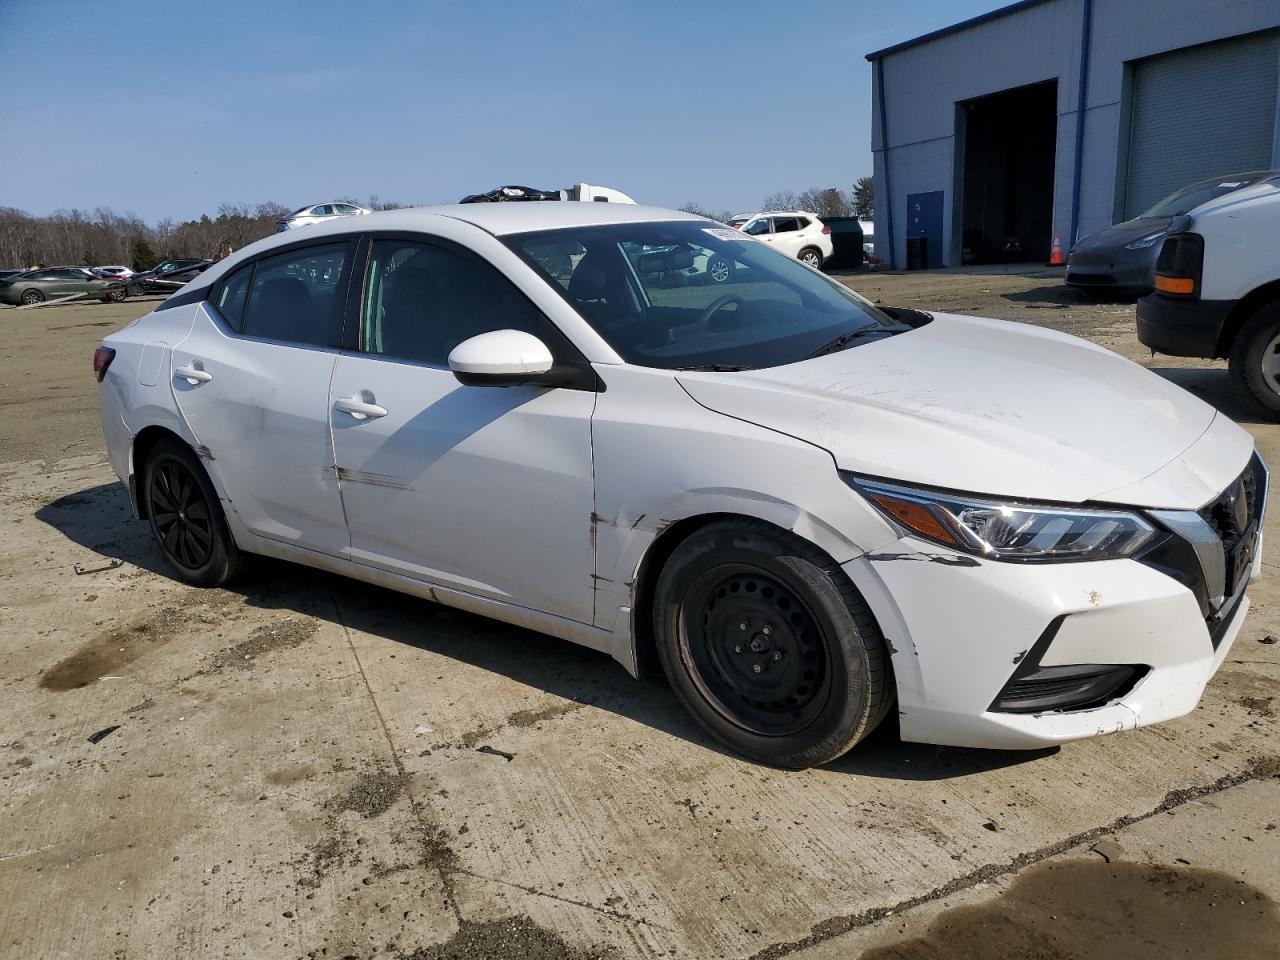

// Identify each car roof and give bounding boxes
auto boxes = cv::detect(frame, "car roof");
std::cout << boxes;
[738,210,822,219]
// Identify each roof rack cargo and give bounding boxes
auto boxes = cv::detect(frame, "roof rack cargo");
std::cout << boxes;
[459,183,635,204]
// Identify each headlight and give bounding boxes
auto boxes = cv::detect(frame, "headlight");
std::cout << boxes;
[1124,232,1164,250]
[845,476,1156,562]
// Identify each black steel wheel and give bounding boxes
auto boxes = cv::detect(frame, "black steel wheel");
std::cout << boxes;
[144,439,241,586]
[654,519,892,768]
[682,564,832,736]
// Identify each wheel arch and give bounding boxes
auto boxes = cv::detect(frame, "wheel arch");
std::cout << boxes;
[129,424,219,518]
[1216,280,1280,358]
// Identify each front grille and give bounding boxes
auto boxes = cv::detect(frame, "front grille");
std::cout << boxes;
[1065,272,1116,286]
[1138,453,1267,647]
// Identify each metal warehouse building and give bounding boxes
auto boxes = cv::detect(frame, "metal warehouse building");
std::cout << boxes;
[868,0,1280,269]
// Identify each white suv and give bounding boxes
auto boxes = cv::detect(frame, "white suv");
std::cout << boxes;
[733,212,833,269]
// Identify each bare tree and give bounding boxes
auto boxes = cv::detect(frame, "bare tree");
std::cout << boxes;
[762,190,799,211]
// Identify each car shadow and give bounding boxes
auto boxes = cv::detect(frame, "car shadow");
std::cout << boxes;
[1000,284,1135,307]
[36,482,1053,780]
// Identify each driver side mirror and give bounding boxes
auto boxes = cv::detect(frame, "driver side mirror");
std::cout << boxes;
[448,329,554,387]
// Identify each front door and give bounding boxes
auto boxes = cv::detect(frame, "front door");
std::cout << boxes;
[329,236,597,624]
[170,240,356,555]
[770,216,804,258]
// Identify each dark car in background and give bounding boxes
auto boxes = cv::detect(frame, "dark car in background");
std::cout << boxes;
[0,267,125,305]
[126,258,213,296]
[1066,169,1279,297]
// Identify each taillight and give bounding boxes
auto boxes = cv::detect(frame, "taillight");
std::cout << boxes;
[93,346,116,382]
[821,225,831,235]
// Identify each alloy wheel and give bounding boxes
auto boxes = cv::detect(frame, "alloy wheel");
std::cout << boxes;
[680,563,832,736]
[149,459,215,570]
[1260,332,1280,398]
[709,258,731,283]
[21,289,42,305]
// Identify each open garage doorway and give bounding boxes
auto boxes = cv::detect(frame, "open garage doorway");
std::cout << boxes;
[958,79,1057,265]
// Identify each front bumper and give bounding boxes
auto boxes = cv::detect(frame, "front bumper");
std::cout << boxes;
[841,456,1265,750]
[1137,293,1233,358]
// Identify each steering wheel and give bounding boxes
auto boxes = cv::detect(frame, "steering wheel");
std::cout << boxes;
[698,294,745,327]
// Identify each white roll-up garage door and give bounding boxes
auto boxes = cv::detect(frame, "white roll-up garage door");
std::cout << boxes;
[1124,30,1279,219]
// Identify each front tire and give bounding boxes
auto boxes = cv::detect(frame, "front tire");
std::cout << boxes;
[653,519,891,768]
[105,286,127,303]
[143,440,242,586]
[798,247,824,270]
[1228,300,1280,416]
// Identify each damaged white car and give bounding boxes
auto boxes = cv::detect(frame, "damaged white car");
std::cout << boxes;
[96,204,1266,768]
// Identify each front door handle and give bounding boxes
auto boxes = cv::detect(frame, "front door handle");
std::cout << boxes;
[175,364,212,384]
[335,396,388,420]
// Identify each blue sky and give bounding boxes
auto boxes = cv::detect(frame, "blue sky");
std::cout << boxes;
[1,0,1005,222]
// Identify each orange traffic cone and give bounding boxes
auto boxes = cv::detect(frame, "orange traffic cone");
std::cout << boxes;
[1049,233,1065,266]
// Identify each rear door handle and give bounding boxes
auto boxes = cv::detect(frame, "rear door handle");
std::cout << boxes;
[335,396,388,420]
[175,364,212,384]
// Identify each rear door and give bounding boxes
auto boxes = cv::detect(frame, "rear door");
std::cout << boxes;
[328,233,597,623]
[770,216,803,257]
[170,239,356,555]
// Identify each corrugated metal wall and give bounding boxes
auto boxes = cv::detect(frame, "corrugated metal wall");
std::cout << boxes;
[1123,30,1280,218]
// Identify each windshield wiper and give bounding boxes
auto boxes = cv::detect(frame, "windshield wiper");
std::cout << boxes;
[677,363,748,372]
[806,325,896,359]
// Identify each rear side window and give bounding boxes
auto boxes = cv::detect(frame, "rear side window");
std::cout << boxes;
[242,242,351,347]
[797,217,811,229]
[773,217,801,233]
[361,238,545,366]
[213,264,252,332]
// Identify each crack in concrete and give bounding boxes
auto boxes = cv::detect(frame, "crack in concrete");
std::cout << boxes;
[454,867,674,932]
[746,755,1280,960]
[328,587,463,920]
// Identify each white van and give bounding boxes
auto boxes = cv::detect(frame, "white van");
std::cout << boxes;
[1137,174,1280,413]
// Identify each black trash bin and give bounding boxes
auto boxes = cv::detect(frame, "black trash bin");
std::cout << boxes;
[819,217,864,269]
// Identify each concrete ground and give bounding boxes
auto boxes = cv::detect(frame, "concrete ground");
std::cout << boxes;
[0,271,1276,959]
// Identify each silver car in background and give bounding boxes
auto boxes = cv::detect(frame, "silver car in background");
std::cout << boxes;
[275,202,370,232]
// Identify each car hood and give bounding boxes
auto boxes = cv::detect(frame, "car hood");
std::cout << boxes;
[1071,217,1169,252]
[676,313,1250,508]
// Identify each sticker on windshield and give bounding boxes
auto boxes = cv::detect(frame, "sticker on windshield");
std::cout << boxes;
[703,227,753,242]
[1217,181,1244,189]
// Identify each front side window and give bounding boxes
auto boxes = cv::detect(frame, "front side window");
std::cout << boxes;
[242,242,351,347]
[744,218,771,236]
[505,221,903,370]
[310,205,333,217]
[361,238,545,366]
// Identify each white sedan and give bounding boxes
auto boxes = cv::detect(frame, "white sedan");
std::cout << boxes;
[96,203,1264,768]
[275,201,370,232]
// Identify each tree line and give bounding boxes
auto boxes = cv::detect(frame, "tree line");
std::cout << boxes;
[0,196,410,271]
[2,180,874,270]
[680,177,874,223]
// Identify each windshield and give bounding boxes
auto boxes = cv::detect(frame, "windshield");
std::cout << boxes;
[1140,170,1276,217]
[504,221,902,370]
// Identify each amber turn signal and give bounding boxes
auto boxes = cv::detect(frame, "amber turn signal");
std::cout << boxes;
[1155,275,1195,295]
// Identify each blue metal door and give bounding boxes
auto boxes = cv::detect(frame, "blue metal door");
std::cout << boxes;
[906,191,944,269]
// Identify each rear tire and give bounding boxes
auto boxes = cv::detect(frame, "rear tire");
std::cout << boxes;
[143,440,242,587]
[653,519,892,768]
[20,289,44,305]
[798,247,824,270]
[1228,300,1280,417]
